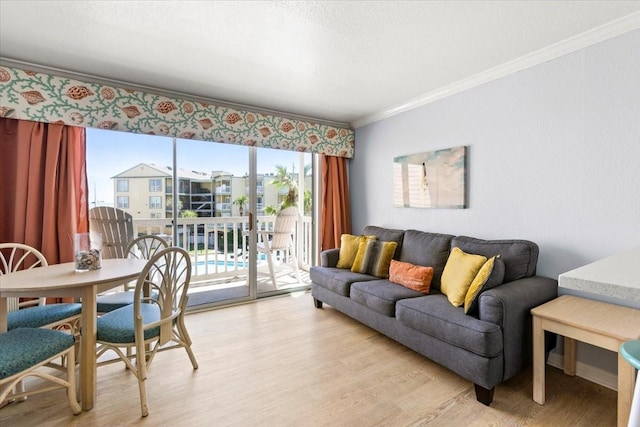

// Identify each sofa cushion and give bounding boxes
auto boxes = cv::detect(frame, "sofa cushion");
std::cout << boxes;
[309,266,379,296]
[351,240,397,278]
[440,247,487,307]
[398,230,454,290]
[363,226,404,259]
[396,295,503,358]
[464,256,505,315]
[336,234,377,269]
[350,280,425,317]
[389,260,433,294]
[452,236,538,282]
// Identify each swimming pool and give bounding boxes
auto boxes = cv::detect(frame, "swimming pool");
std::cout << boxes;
[194,259,248,268]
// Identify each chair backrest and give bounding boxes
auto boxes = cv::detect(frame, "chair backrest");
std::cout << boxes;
[0,243,48,310]
[125,235,169,260]
[122,235,170,291]
[270,206,299,250]
[134,247,191,346]
[89,207,134,259]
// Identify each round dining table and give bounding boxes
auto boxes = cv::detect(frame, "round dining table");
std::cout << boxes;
[0,258,148,411]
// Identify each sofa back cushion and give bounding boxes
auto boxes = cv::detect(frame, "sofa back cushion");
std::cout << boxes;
[451,236,538,282]
[398,230,454,290]
[363,226,405,259]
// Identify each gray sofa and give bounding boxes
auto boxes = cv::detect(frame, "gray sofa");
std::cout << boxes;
[310,226,558,405]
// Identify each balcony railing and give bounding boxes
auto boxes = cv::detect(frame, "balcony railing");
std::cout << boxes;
[131,215,313,284]
[215,186,231,195]
[245,186,264,194]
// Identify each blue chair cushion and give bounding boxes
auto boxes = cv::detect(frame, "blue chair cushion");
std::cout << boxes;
[97,303,162,344]
[97,291,159,313]
[621,340,640,370]
[7,303,82,330]
[0,328,75,379]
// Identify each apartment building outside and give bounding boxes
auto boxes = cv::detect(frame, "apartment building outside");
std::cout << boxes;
[112,163,311,219]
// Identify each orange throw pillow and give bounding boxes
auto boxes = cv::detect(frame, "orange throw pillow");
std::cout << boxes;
[389,260,434,294]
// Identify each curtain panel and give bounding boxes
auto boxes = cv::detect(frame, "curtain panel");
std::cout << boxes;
[0,66,354,158]
[0,118,89,265]
[320,155,352,251]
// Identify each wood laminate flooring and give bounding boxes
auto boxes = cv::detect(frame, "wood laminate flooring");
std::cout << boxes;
[0,292,616,426]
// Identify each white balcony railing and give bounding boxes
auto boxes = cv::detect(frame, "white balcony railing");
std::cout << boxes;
[131,216,313,284]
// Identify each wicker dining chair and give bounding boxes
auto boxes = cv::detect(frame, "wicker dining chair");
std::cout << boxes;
[621,340,640,427]
[96,235,168,313]
[0,243,81,332]
[96,246,198,417]
[0,327,81,414]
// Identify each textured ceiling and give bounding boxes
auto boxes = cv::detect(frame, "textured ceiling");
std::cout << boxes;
[1,1,639,127]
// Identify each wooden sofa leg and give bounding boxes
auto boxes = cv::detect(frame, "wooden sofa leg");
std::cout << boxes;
[474,384,494,406]
[313,298,323,309]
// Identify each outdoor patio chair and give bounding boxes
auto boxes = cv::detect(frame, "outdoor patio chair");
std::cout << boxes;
[256,206,302,289]
[96,246,198,417]
[96,234,168,313]
[0,328,81,414]
[89,206,134,259]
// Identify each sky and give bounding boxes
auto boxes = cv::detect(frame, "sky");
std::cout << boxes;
[86,128,310,205]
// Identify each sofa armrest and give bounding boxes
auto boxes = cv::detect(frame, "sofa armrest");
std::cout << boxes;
[320,248,340,267]
[478,276,558,381]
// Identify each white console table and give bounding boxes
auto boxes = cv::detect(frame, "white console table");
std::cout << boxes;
[558,246,640,303]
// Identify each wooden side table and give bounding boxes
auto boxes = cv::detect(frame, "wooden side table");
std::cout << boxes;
[532,295,640,427]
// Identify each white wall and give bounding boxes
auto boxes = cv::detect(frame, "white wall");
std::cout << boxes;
[351,29,640,380]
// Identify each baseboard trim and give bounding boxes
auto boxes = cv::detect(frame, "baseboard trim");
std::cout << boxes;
[547,352,617,391]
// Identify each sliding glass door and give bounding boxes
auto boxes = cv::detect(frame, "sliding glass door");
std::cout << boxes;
[87,129,314,309]
[255,148,313,296]
[175,139,252,308]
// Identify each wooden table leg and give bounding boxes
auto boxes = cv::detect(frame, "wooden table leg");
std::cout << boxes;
[80,285,97,411]
[618,352,635,427]
[564,337,577,376]
[533,315,546,404]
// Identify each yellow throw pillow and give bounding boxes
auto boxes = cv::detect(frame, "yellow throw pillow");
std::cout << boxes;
[464,256,497,314]
[441,247,487,307]
[351,240,398,278]
[336,234,377,269]
[463,256,505,315]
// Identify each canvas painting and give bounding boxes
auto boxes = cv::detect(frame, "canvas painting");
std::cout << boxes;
[393,146,467,209]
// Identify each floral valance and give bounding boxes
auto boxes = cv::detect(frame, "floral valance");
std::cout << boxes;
[0,66,354,158]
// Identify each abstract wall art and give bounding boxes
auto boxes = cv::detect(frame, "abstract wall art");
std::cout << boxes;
[393,145,467,209]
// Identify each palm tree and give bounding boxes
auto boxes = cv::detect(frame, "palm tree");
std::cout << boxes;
[303,189,312,216]
[233,195,248,216]
[271,165,297,209]
[264,205,278,216]
[271,163,311,210]
[179,209,198,218]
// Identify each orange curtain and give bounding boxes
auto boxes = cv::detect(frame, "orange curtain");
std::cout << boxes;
[320,154,351,250]
[0,118,89,265]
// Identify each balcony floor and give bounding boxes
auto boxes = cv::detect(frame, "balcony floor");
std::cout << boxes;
[186,265,312,308]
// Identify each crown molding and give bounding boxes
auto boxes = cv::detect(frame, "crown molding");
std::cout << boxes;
[351,11,640,129]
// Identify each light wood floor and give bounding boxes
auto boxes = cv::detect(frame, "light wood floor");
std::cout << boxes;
[1,292,616,426]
